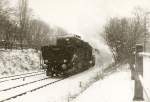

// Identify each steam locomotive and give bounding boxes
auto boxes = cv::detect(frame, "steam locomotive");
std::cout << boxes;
[41,35,95,77]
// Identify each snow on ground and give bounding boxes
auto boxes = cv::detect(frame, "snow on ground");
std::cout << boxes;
[0,78,57,101]
[0,73,46,91]
[143,56,150,101]
[1,49,150,102]
[0,49,41,76]
[72,65,135,102]
[7,64,108,102]
[143,56,150,90]
[0,47,113,102]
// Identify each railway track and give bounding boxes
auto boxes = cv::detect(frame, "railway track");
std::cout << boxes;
[0,70,44,80]
[0,72,45,84]
[0,71,48,92]
[0,77,49,92]
[0,77,65,102]
[0,69,67,102]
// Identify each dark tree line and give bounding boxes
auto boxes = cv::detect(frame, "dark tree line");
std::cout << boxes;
[0,0,68,49]
[103,8,147,63]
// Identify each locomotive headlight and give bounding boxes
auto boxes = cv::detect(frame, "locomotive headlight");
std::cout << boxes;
[62,64,67,70]
[44,59,48,63]
[89,60,92,64]
[63,59,67,63]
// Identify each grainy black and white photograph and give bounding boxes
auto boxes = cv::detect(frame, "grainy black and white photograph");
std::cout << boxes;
[0,0,150,102]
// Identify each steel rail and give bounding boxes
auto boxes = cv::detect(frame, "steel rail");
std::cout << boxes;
[0,77,50,92]
[0,78,65,102]
[0,72,45,84]
[0,70,44,80]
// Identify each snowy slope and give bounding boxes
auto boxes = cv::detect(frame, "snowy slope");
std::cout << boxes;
[72,66,135,102]
[0,49,41,76]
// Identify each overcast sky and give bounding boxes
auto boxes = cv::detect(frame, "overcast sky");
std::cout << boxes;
[28,0,150,34]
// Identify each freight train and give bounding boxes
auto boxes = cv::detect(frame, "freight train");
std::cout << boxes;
[41,35,95,77]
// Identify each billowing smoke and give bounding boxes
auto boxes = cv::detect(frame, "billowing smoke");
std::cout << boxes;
[78,32,113,68]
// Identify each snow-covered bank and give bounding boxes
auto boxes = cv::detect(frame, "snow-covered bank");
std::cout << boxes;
[0,49,41,76]
[72,66,135,102]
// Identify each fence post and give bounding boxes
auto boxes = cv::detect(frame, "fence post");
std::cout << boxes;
[133,44,144,101]
[130,47,135,80]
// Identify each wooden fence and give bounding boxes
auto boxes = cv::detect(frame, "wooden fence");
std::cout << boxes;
[132,44,150,102]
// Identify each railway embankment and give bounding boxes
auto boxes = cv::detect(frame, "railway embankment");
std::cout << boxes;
[0,49,41,76]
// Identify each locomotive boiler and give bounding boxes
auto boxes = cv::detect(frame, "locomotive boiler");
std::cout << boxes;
[41,35,95,77]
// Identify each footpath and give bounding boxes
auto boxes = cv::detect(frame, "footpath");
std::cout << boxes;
[72,67,135,102]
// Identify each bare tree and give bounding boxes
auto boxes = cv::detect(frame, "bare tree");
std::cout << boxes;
[28,19,51,49]
[18,0,30,49]
[103,16,145,63]
[0,0,15,49]
[0,0,69,50]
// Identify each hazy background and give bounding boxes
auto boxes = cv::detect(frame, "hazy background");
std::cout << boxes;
[28,0,150,48]
[28,0,150,33]
[11,0,150,53]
